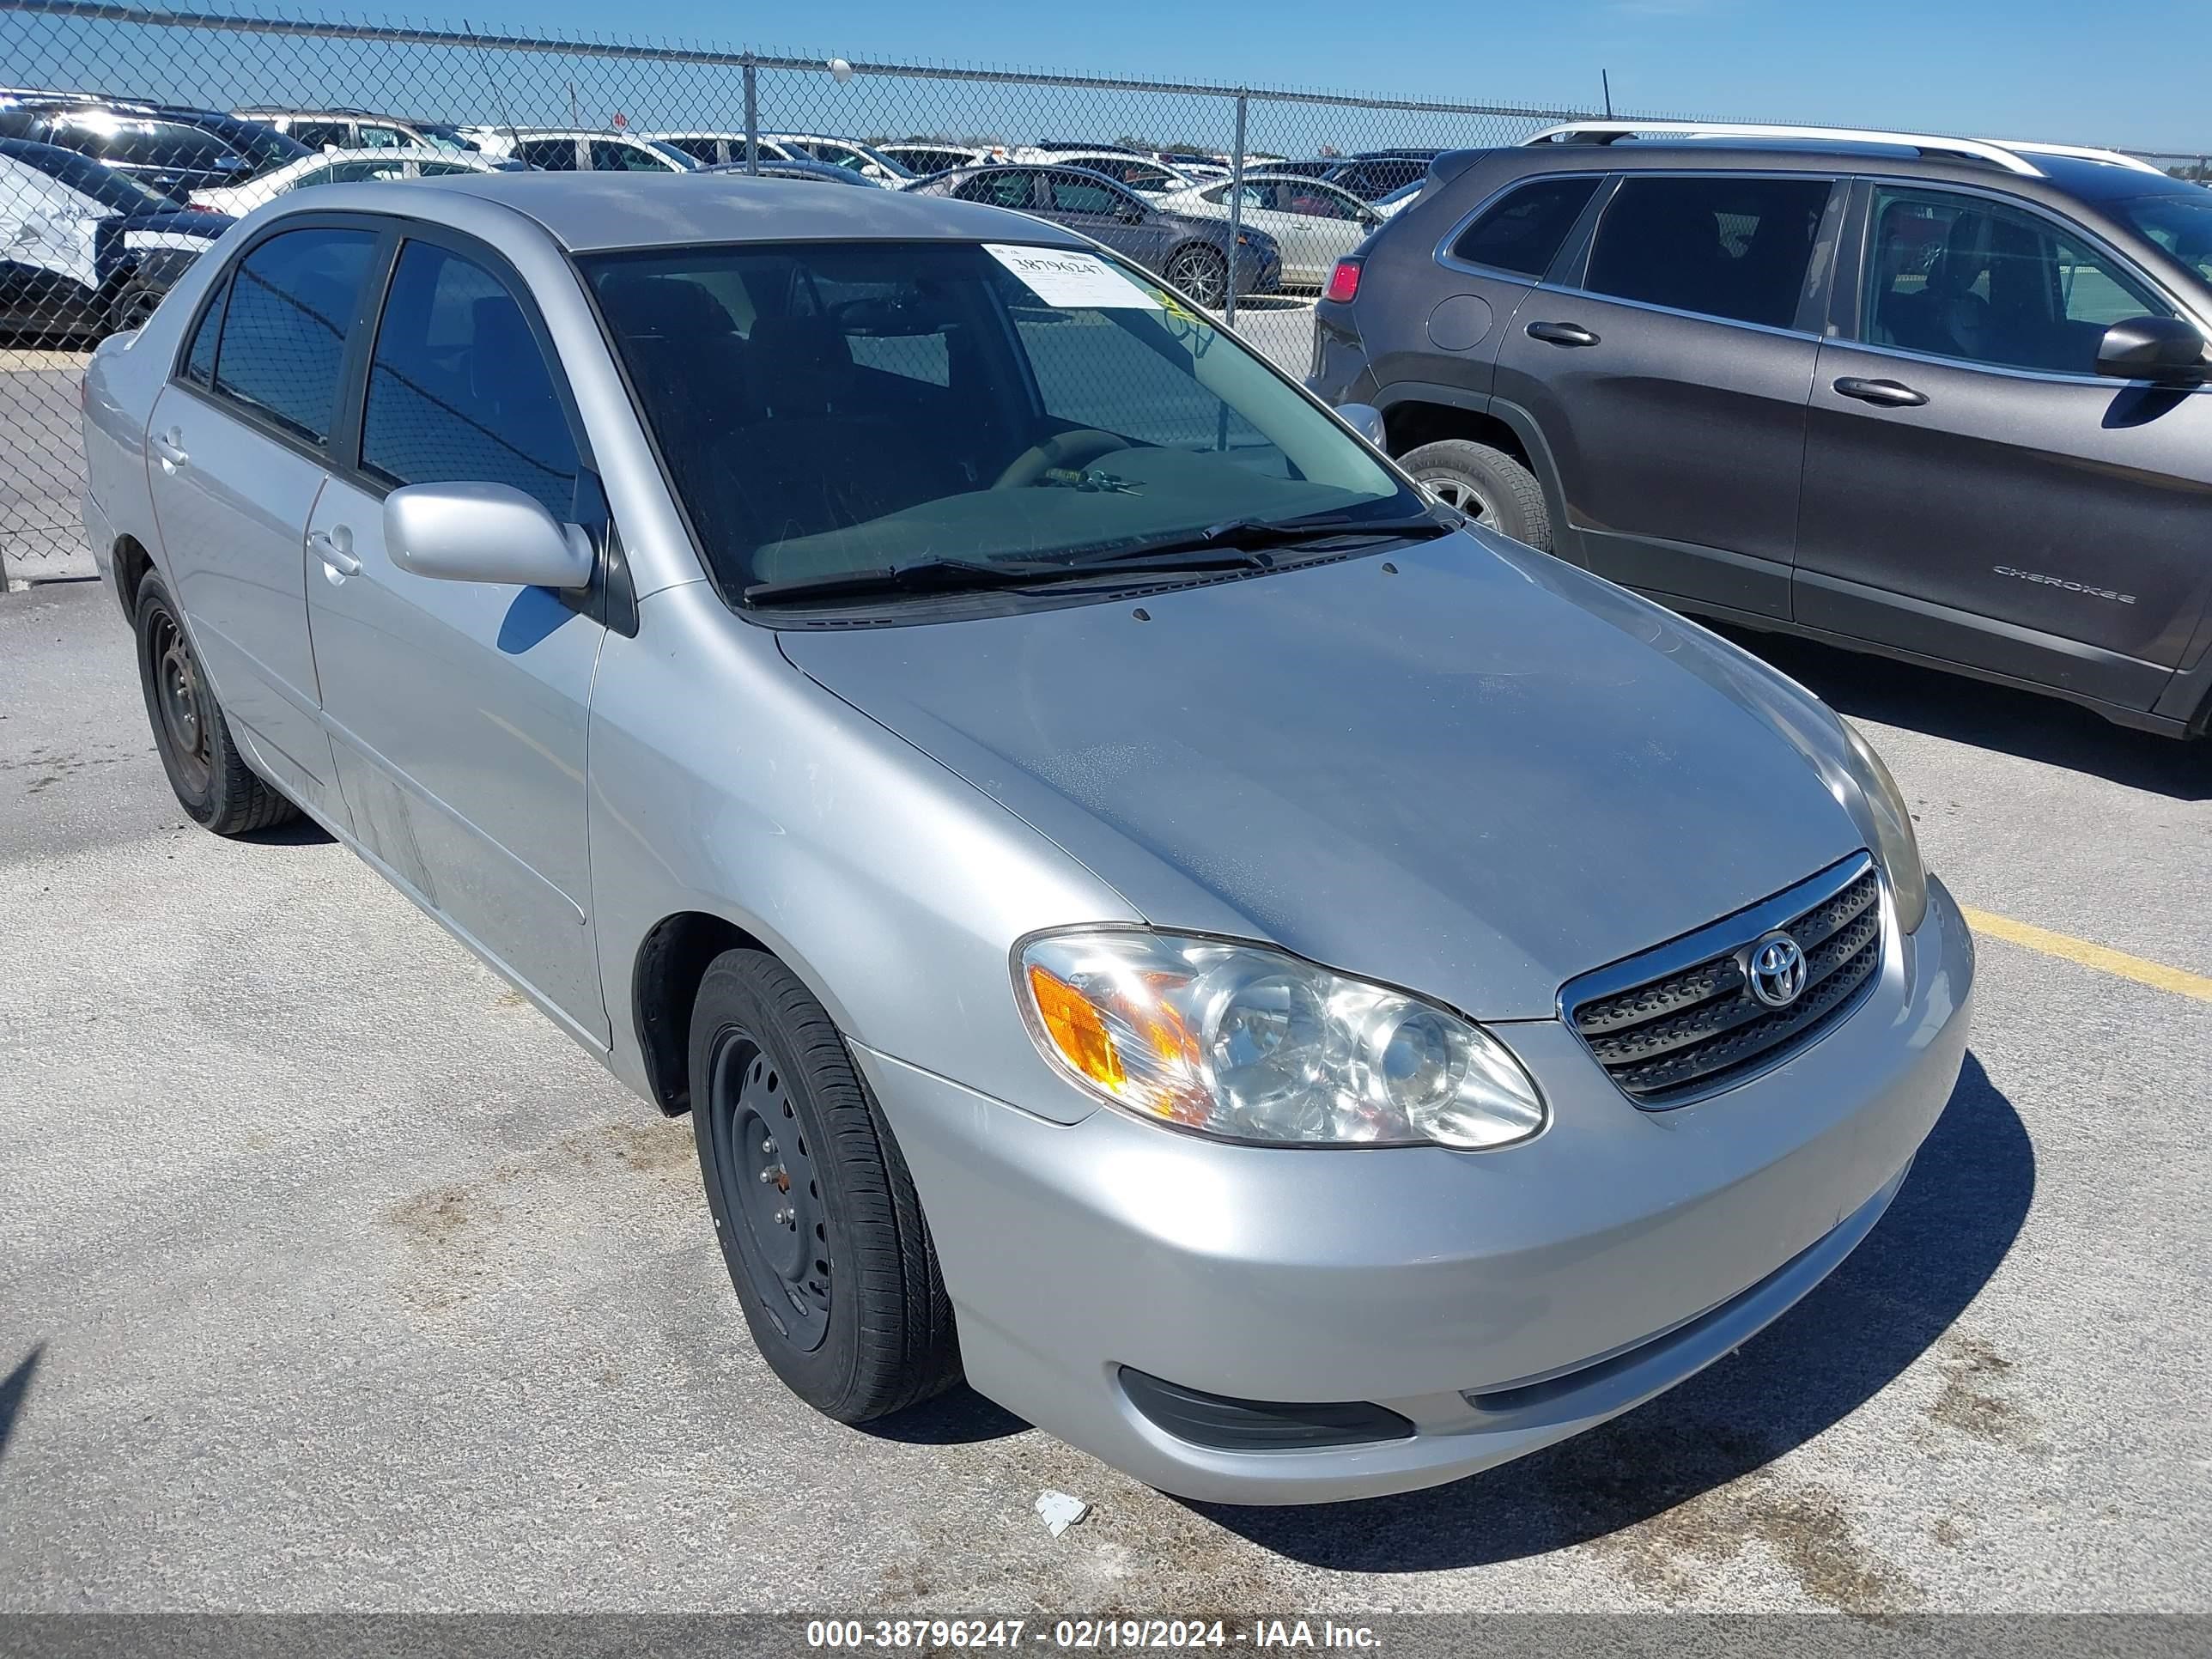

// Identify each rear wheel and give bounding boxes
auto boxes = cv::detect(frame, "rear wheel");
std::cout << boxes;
[133,574,298,836]
[105,276,162,339]
[1164,244,1230,309]
[689,948,960,1422]
[1399,438,1551,550]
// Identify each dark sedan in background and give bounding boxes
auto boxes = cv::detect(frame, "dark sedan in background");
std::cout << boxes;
[904,163,1280,306]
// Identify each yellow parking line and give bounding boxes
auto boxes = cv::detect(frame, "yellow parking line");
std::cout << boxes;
[1960,906,2212,1004]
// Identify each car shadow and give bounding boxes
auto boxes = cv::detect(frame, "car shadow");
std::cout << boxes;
[0,1345,42,1471]
[239,817,335,848]
[1187,1050,2031,1570]
[1713,626,2209,801]
[860,1382,1031,1445]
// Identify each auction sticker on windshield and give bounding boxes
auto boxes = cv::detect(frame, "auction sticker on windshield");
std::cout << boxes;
[984,244,1161,308]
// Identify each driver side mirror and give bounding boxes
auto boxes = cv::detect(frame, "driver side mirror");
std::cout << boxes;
[2096,315,2207,383]
[384,482,595,590]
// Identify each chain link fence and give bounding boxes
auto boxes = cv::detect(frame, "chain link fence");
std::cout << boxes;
[0,0,1595,584]
[0,0,2201,586]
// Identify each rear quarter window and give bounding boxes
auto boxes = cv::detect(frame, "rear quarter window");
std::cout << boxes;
[1449,176,1602,277]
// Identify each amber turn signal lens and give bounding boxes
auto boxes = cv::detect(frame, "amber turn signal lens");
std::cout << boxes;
[1027,963,1123,1088]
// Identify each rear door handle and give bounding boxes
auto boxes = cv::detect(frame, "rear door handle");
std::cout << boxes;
[1526,320,1600,348]
[1833,376,1929,408]
[150,429,188,468]
[309,527,361,578]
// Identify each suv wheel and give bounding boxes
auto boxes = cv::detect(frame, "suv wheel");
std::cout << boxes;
[1400,439,1551,550]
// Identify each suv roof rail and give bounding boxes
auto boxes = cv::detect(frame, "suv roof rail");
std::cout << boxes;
[1978,140,2169,176]
[1522,119,2049,178]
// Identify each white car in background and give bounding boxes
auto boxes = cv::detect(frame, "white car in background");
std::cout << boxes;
[1006,149,1199,195]
[1158,172,1397,288]
[185,145,503,215]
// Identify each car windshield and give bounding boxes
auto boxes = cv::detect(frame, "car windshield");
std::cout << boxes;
[2106,191,2212,293]
[9,142,173,213]
[587,240,1413,600]
[642,138,699,169]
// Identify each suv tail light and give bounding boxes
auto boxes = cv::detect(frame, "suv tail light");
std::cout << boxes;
[1324,258,1363,304]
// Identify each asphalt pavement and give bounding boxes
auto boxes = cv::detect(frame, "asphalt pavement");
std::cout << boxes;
[1,578,2207,1613]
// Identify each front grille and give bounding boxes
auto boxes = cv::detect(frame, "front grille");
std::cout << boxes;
[1565,855,1882,1108]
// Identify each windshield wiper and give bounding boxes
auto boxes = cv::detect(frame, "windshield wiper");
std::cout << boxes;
[744,550,1267,605]
[1060,509,1452,568]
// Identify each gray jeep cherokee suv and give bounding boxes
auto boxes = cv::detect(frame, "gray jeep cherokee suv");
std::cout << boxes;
[1310,122,2212,738]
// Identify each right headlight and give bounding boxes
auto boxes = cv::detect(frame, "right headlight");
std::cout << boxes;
[1015,929,1546,1150]
[1839,724,1928,935]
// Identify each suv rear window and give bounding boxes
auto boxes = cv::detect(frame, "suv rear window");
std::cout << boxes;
[1584,175,1834,330]
[1449,177,1601,277]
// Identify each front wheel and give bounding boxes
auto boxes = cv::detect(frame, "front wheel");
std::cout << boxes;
[1398,438,1551,550]
[133,574,299,836]
[1164,244,1229,309]
[689,949,960,1422]
[105,276,163,339]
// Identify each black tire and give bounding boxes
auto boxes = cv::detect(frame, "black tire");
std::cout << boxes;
[1397,438,1552,550]
[133,574,299,836]
[105,276,162,339]
[689,949,960,1423]
[1164,243,1230,309]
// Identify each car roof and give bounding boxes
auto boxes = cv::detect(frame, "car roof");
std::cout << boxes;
[398,168,1094,252]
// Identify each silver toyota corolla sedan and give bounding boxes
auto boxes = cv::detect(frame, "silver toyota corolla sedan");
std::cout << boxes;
[80,172,1973,1504]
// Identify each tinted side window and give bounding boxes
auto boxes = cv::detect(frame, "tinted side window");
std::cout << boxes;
[1450,176,1601,276]
[664,137,717,165]
[291,120,350,150]
[517,139,576,171]
[954,170,1032,209]
[211,227,377,445]
[361,240,580,520]
[1863,187,2171,374]
[181,276,228,386]
[1047,173,1124,215]
[1585,175,1833,329]
[590,139,668,173]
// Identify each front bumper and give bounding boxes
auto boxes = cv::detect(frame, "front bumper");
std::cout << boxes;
[858,876,1973,1504]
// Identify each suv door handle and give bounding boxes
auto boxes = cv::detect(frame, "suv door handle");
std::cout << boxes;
[1833,376,1929,408]
[1526,321,1600,348]
[309,527,361,578]
[150,429,188,468]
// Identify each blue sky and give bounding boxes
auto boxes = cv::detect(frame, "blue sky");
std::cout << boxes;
[477,0,2210,153]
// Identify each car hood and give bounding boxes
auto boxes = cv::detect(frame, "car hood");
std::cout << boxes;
[777,530,1869,1019]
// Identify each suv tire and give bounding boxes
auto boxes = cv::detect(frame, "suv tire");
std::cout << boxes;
[688,948,961,1423]
[1399,439,1550,550]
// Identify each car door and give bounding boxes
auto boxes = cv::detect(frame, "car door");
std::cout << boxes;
[145,222,379,822]
[1042,170,1161,268]
[1490,171,1842,618]
[303,229,611,1043]
[1796,180,2212,711]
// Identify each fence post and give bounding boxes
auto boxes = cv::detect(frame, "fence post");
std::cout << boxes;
[744,53,759,173]
[1224,88,1248,324]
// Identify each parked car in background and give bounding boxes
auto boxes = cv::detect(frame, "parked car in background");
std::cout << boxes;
[187,145,507,216]
[874,141,995,176]
[78,167,1972,1508]
[1158,172,1394,288]
[0,97,265,201]
[154,106,313,177]
[234,107,477,154]
[1323,148,1447,200]
[472,129,698,172]
[759,134,915,185]
[1312,121,2212,737]
[701,158,878,188]
[0,135,229,337]
[653,132,799,167]
[905,163,1280,305]
[1010,149,1198,195]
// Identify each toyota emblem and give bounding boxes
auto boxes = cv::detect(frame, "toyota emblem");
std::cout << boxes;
[1747,931,1808,1010]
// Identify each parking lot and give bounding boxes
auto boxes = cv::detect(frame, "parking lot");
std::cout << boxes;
[3,574,2207,1613]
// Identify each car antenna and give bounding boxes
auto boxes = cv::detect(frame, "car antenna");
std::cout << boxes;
[464,21,524,155]
[1601,70,1613,119]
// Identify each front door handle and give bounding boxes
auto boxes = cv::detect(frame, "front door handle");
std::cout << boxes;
[1833,376,1929,408]
[150,428,188,468]
[309,527,362,578]
[1526,320,1601,348]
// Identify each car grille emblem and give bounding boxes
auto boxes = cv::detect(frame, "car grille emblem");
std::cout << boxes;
[1746,931,1808,1010]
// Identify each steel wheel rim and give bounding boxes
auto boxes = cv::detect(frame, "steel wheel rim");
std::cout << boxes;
[708,1032,831,1351]
[149,610,212,795]
[1170,249,1226,307]
[1413,469,1494,524]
